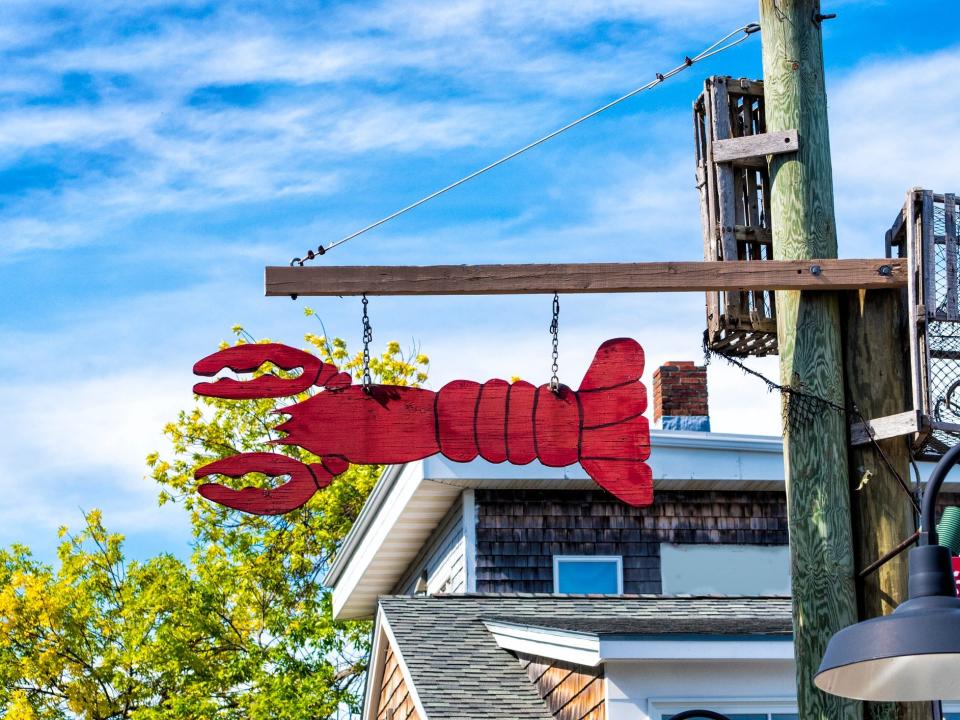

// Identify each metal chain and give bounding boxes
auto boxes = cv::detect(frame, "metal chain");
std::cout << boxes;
[288,22,761,265]
[361,294,373,393]
[549,292,560,393]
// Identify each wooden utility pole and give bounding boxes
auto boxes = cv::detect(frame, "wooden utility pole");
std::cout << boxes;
[758,2,860,719]
[843,289,927,720]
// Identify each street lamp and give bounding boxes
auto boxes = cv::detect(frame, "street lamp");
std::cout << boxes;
[814,443,960,701]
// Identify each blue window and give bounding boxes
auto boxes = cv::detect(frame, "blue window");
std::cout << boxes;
[553,556,623,594]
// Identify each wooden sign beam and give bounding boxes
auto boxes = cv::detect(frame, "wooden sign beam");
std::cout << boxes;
[265,258,905,297]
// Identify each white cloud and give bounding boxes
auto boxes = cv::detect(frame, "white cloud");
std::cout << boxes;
[0,368,193,556]
[830,45,960,255]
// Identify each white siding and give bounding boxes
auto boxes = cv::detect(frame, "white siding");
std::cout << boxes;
[606,659,797,720]
[660,544,791,595]
[394,497,466,596]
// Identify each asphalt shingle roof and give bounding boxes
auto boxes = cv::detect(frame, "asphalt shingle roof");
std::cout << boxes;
[378,594,793,720]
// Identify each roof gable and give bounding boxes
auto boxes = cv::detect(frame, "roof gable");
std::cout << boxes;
[373,595,792,720]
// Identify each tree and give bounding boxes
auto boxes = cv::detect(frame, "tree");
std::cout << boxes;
[0,318,429,719]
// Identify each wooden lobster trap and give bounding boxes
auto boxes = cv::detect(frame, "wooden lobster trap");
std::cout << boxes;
[695,76,798,357]
[886,189,960,458]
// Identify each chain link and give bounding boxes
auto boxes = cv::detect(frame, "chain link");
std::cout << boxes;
[549,292,560,393]
[361,294,373,393]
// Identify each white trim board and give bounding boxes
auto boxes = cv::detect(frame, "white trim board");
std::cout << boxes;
[484,619,794,667]
[363,606,430,720]
[327,461,462,620]
[648,697,798,720]
[463,489,477,593]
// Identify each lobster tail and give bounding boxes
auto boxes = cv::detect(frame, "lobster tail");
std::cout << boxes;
[578,338,645,391]
[577,338,653,507]
[581,459,653,507]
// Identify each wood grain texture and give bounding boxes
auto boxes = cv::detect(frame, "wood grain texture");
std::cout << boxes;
[518,653,605,720]
[265,259,906,296]
[193,339,654,512]
[921,190,936,318]
[849,410,921,446]
[377,644,421,720]
[759,2,860,720]
[842,289,928,720]
[712,129,799,163]
[710,77,738,265]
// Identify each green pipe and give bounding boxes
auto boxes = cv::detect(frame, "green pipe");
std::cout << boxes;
[937,505,960,555]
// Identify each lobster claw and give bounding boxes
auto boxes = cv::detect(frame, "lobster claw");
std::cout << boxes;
[195,452,348,515]
[193,343,343,398]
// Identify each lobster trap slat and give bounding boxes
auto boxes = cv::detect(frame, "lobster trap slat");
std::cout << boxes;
[888,189,960,458]
[695,76,785,357]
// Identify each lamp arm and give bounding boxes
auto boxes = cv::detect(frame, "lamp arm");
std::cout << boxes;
[921,443,960,546]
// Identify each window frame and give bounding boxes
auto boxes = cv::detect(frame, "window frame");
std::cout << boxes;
[552,555,624,595]
[649,697,798,720]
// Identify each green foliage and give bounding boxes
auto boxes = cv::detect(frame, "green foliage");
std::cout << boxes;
[0,320,429,719]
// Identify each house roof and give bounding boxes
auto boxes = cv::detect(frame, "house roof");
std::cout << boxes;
[376,594,793,720]
[483,613,791,636]
[327,429,790,619]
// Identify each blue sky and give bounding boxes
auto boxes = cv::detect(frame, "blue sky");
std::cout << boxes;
[1,0,956,561]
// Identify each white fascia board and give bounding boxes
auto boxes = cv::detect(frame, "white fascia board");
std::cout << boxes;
[599,637,795,661]
[484,620,602,667]
[325,462,411,587]
[421,430,786,486]
[361,610,388,720]
[364,606,430,720]
[485,620,793,666]
[329,462,426,618]
[421,433,960,488]
[378,606,430,720]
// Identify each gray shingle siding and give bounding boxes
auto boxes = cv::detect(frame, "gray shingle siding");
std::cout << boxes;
[475,489,788,593]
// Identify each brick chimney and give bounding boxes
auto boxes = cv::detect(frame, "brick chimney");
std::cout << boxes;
[652,361,710,432]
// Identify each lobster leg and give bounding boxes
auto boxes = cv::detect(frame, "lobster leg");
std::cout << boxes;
[195,452,348,515]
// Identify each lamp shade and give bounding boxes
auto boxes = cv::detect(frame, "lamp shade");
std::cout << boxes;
[815,594,960,700]
[816,543,960,701]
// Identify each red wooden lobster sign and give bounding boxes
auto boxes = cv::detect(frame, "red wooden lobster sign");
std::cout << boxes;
[192,338,652,514]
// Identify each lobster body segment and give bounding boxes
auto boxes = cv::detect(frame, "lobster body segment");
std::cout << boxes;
[192,338,652,514]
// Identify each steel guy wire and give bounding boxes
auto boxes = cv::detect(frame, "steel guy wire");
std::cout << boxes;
[289,22,761,265]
